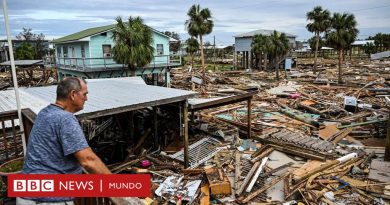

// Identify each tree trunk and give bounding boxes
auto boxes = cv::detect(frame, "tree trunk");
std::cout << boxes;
[338,49,343,84]
[191,53,194,69]
[343,50,346,61]
[275,56,279,80]
[199,35,206,90]
[259,52,263,70]
[349,48,352,61]
[314,32,319,74]
[255,55,259,70]
[129,64,135,77]
[264,54,267,70]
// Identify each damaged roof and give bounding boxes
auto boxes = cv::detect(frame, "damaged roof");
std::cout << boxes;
[0,77,196,120]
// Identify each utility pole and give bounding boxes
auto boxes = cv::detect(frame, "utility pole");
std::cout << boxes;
[2,0,26,156]
[385,96,390,161]
[213,35,216,71]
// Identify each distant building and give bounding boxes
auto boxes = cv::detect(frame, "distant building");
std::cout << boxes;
[50,24,180,86]
[233,29,297,69]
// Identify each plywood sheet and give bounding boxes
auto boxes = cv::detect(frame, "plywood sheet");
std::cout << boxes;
[368,159,390,183]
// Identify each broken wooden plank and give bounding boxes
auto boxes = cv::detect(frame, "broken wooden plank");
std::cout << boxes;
[239,170,291,203]
[236,161,260,195]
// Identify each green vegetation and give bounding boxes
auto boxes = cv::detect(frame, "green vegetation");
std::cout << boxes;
[306,6,331,74]
[185,4,214,88]
[326,12,358,84]
[362,42,376,58]
[15,42,35,60]
[185,37,199,69]
[251,34,271,70]
[368,33,390,52]
[0,158,23,173]
[15,27,47,60]
[112,16,154,76]
[269,31,290,80]
[308,36,324,53]
[250,31,289,80]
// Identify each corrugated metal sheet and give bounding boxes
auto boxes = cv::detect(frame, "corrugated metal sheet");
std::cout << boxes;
[0,77,196,123]
[0,60,43,66]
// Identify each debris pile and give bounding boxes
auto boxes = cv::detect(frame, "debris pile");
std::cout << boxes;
[105,58,390,204]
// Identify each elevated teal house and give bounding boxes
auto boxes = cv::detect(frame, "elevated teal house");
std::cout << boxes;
[51,24,180,86]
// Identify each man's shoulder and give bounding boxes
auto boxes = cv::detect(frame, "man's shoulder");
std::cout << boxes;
[37,104,75,121]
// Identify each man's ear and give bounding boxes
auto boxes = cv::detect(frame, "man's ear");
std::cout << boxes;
[70,90,76,101]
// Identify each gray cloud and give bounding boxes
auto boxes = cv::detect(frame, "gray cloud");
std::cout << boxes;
[0,0,388,44]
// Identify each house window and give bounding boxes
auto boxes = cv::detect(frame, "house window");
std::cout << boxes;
[63,47,68,58]
[157,44,164,55]
[102,45,111,57]
[81,45,85,58]
[57,47,62,57]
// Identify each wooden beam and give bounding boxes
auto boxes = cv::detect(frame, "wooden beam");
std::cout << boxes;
[189,91,257,111]
[183,100,189,168]
[153,107,158,147]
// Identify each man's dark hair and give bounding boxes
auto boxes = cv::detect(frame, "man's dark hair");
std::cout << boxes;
[56,77,87,101]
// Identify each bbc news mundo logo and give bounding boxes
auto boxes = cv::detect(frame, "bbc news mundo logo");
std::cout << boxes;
[8,174,151,197]
[14,180,54,192]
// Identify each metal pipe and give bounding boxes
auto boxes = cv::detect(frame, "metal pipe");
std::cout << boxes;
[2,0,26,156]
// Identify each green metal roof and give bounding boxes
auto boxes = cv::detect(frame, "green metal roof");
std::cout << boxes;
[52,24,171,44]
[52,24,116,44]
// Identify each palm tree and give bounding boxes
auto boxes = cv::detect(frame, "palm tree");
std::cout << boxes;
[326,12,358,84]
[185,37,199,69]
[362,42,376,60]
[185,4,214,87]
[308,36,324,54]
[306,6,331,74]
[251,34,270,70]
[112,16,154,76]
[269,31,289,80]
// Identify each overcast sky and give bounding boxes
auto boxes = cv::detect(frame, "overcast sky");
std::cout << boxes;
[0,0,389,45]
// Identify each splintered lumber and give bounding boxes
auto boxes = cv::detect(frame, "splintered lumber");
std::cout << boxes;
[251,147,274,163]
[205,166,231,195]
[236,161,260,195]
[269,144,326,161]
[293,160,327,180]
[235,152,241,192]
[295,153,357,183]
[328,127,353,144]
[111,158,144,173]
[246,157,268,192]
[295,160,337,182]
[239,170,291,203]
[341,176,383,194]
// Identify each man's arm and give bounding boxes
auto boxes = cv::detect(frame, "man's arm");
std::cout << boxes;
[74,148,111,174]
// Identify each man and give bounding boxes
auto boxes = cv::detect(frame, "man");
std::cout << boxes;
[18,77,111,205]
